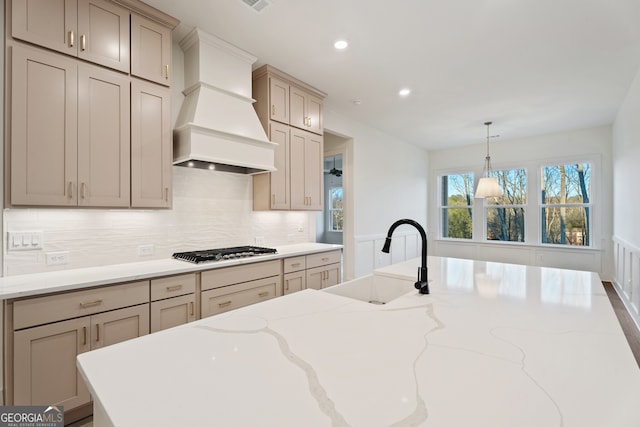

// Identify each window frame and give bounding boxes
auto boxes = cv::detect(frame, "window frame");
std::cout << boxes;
[438,172,474,240]
[435,155,600,250]
[328,186,343,233]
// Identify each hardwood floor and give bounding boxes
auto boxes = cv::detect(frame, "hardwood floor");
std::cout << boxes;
[603,281,640,368]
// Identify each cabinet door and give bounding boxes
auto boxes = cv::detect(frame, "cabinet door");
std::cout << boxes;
[131,13,172,86]
[289,86,307,130]
[77,0,130,72]
[306,93,323,134]
[14,317,91,410]
[269,121,290,209]
[290,128,323,210]
[10,45,78,206]
[91,304,149,350]
[305,266,323,291]
[131,79,172,208]
[284,271,305,295]
[323,263,341,288]
[150,294,196,333]
[11,0,78,56]
[269,76,289,124]
[77,63,130,207]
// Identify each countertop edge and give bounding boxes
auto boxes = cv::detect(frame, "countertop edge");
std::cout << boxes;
[0,243,343,300]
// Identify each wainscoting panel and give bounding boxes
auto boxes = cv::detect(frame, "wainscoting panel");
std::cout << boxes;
[613,236,640,329]
[354,231,420,278]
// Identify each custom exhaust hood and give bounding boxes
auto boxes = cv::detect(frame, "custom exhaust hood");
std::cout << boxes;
[173,28,276,174]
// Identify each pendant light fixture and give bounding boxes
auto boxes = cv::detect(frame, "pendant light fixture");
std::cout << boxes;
[474,121,502,198]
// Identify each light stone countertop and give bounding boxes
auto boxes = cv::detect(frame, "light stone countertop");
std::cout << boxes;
[77,256,640,427]
[0,243,343,299]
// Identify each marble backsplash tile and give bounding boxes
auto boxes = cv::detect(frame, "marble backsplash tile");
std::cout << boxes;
[3,167,315,276]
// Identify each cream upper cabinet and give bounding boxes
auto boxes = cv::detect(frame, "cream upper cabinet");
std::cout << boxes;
[290,86,323,135]
[269,76,289,124]
[10,44,78,206]
[252,65,325,212]
[131,78,172,208]
[253,121,290,210]
[10,45,130,207]
[11,0,130,73]
[290,128,323,210]
[131,13,172,86]
[77,62,131,207]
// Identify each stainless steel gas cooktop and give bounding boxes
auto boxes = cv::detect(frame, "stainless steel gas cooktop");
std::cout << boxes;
[172,246,277,264]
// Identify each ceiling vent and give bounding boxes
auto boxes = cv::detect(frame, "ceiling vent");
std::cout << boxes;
[241,0,271,13]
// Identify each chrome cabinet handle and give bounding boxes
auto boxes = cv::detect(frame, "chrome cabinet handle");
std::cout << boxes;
[190,301,194,316]
[165,64,169,80]
[67,181,73,199]
[80,34,86,51]
[68,31,74,47]
[258,291,269,298]
[82,326,87,346]
[166,284,182,292]
[95,324,100,342]
[218,301,232,308]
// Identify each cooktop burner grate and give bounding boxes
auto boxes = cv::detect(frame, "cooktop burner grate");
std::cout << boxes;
[172,246,277,264]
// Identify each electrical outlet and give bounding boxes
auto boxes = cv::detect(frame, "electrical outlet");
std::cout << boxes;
[255,236,265,246]
[46,251,69,265]
[137,244,154,256]
[297,224,304,232]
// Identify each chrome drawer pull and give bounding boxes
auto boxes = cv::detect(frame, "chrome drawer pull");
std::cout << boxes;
[258,291,269,298]
[218,301,232,308]
[79,299,103,308]
[166,285,183,292]
[82,326,87,346]
[291,262,301,267]
[190,301,194,316]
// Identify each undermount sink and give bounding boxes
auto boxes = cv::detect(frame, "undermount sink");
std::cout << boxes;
[323,274,415,304]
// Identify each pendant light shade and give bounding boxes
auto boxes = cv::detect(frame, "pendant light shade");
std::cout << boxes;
[475,121,502,198]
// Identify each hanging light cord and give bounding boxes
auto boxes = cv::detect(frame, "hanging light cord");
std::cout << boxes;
[483,121,492,177]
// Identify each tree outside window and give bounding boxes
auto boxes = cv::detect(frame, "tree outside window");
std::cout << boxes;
[541,163,591,246]
[329,187,343,231]
[486,168,526,242]
[441,173,473,239]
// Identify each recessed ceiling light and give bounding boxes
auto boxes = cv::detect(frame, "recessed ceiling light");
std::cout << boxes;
[334,40,348,50]
[399,88,411,97]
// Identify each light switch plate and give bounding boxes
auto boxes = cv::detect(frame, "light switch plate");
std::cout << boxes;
[7,231,44,251]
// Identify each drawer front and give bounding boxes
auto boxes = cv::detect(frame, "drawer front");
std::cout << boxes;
[201,260,281,291]
[151,273,196,301]
[283,256,306,274]
[13,281,150,330]
[201,276,279,318]
[306,250,341,269]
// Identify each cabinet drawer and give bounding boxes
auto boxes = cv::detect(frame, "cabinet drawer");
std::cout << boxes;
[306,250,341,269]
[13,281,149,330]
[151,273,196,301]
[201,277,278,318]
[201,260,281,291]
[283,256,306,273]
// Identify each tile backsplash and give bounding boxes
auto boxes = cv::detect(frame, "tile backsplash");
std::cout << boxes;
[3,167,315,276]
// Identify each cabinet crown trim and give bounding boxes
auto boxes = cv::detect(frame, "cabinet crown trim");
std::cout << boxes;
[253,64,327,99]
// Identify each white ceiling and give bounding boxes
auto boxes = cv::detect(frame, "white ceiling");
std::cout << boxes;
[143,0,640,150]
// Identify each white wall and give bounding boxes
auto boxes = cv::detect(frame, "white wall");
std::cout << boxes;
[324,108,429,279]
[428,125,613,278]
[612,64,640,327]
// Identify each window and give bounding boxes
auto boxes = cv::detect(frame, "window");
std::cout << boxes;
[440,173,473,239]
[541,163,591,246]
[329,187,343,231]
[486,168,526,242]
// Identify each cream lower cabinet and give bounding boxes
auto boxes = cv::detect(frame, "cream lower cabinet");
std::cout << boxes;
[9,281,150,414]
[150,273,197,333]
[201,260,282,318]
[283,255,306,295]
[304,250,342,290]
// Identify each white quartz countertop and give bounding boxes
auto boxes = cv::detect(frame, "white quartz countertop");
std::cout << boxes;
[77,256,640,427]
[0,243,342,299]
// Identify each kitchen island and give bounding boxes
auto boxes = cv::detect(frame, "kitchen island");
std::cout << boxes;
[77,256,640,426]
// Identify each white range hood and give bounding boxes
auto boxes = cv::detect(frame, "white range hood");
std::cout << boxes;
[173,28,276,174]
